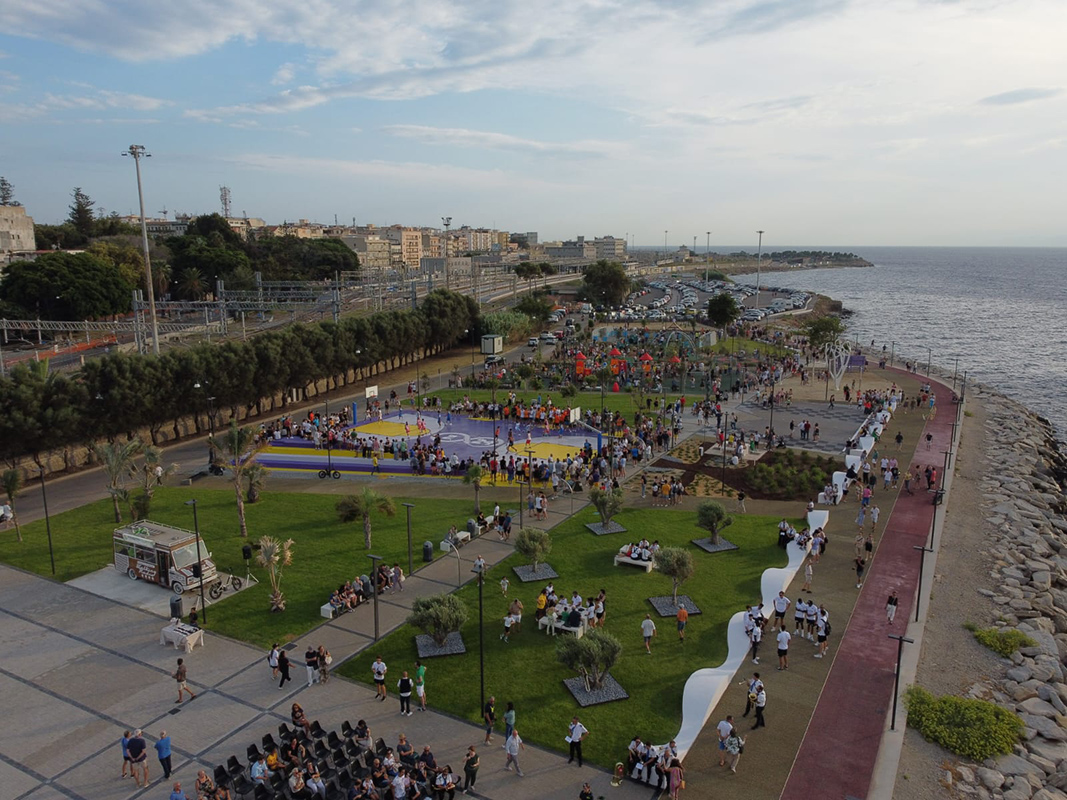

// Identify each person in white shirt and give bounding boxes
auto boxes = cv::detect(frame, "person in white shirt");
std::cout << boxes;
[772,591,790,632]
[805,601,818,640]
[816,606,830,657]
[715,715,735,766]
[776,628,791,670]
[567,716,588,767]
[794,599,808,636]
[742,672,763,718]
[752,687,767,729]
[641,614,657,654]
[504,729,525,777]
[749,621,762,665]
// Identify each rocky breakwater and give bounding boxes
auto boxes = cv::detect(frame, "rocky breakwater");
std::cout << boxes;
[955,394,1067,799]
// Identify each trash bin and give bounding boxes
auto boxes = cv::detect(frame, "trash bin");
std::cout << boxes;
[422,541,434,563]
[467,518,478,536]
[360,575,371,600]
[169,595,183,620]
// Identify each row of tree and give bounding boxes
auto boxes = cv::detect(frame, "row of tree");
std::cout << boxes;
[0,289,480,469]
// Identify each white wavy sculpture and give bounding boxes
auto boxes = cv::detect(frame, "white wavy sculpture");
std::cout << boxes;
[824,338,851,391]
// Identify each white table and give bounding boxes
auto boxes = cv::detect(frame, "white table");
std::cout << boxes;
[160,621,204,652]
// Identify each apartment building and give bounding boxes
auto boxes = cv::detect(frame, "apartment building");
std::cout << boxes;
[0,205,36,257]
[341,234,391,270]
[544,236,596,259]
[594,235,627,260]
[382,225,423,270]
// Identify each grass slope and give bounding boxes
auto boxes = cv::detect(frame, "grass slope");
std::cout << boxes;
[0,487,474,648]
[337,506,790,767]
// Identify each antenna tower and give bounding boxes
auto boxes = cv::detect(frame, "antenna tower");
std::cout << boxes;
[220,186,232,218]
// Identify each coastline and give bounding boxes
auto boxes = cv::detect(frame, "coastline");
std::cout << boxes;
[708,260,873,277]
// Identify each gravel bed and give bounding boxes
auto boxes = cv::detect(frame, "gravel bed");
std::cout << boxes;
[512,564,559,583]
[563,673,630,707]
[648,595,703,616]
[691,536,739,554]
[585,521,628,536]
[415,632,467,658]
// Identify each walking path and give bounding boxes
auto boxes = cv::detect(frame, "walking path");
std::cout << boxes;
[779,372,956,800]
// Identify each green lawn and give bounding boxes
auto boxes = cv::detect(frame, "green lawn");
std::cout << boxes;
[337,506,791,767]
[427,387,687,416]
[0,487,475,648]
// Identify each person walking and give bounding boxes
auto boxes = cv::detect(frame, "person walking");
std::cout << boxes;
[414,661,427,711]
[567,716,588,767]
[372,656,388,702]
[277,650,291,690]
[751,687,767,730]
[172,658,195,704]
[667,758,685,799]
[397,671,413,716]
[304,646,319,688]
[641,614,657,654]
[736,490,746,513]
[154,730,173,779]
[483,696,496,744]
[501,701,516,744]
[503,729,525,777]
[854,556,866,589]
[741,673,763,718]
[676,605,688,643]
[462,745,479,794]
[801,558,813,593]
[749,620,761,665]
[886,591,899,625]
[268,644,280,680]
[715,716,734,766]
[723,728,745,774]
[317,646,331,684]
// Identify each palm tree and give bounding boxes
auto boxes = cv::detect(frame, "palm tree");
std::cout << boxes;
[463,465,484,514]
[152,262,172,299]
[177,266,206,300]
[133,445,178,518]
[92,439,144,523]
[337,488,396,550]
[245,462,271,503]
[1,469,23,542]
[210,421,269,538]
[256,535,294,612]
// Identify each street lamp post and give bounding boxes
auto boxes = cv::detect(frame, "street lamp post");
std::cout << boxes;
[368,554,383,640]
[888,634,915,730]
[402,503,415,577]
[184,499,207,622]
[755,230,765,310]
[122,145,160,355]
[441,217,452,290]
[913,545,934,622]
[474,561,485,715]
[705,231,711,284]
[38,469,56,575]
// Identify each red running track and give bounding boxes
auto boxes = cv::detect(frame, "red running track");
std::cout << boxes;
[780,373,956,800]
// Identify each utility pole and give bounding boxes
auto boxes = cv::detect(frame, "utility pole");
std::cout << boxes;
[755,230,765,310]
[123,145,160,355]
[705,231,711,284]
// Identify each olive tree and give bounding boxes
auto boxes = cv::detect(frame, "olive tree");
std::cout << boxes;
[408,593,469,647]
[655,547,695,606]
[515,528,552,572]
[589,485,624,530]
[696,500,733,545]
[556,629,623,692]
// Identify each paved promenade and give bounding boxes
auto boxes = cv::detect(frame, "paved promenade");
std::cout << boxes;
[780,373,956,799]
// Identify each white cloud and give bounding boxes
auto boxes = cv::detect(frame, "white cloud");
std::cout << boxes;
[271,62,296,86]
[382,125,621,158]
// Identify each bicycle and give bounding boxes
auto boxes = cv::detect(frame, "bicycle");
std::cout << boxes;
[318,468,341,480]
[208,570,244,600]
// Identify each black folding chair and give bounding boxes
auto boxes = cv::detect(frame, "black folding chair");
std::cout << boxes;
[262,734,279,756]
[246,744,263,764]
[340,720,355,740]
[309,720,327,739]
[374,738,387,758]
[326,731,344,752]
[227,755,246,781]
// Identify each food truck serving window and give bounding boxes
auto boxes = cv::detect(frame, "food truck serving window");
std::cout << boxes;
[171,544,200,570]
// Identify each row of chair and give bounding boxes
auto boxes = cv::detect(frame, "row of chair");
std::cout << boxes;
[211,719,409,799]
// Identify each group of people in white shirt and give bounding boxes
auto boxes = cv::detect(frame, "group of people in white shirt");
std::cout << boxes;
[626,737,681,790]
[746,593,831,666]
[618,539,660,562]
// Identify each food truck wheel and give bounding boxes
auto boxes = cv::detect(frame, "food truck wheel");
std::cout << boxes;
[172,581,185,595]
[127,568,138,581]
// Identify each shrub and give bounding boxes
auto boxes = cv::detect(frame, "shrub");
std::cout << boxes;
[589,486,624,528]
[560,384,578,398]
[904,686,1022,761]
[408,593,469,647]
[556,629,622,691]
[965,624,1036,657]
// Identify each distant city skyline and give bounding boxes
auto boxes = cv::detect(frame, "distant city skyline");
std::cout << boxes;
[1,0,1065,246]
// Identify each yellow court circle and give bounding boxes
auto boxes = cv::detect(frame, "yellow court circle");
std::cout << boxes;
[520,441,584,461]
[354,420,413,437]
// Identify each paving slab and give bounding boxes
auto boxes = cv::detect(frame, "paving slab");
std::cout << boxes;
[19,785,72,800]
[0,616,96,682]
[0,757,43,800]
[34,649,166,719]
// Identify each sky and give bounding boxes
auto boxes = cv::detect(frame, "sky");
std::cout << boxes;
[1,0,1065,247]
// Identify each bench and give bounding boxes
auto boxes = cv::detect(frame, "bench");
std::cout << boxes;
[538,616,584,638]
[614,554,654,572]
[439,529,472,552]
